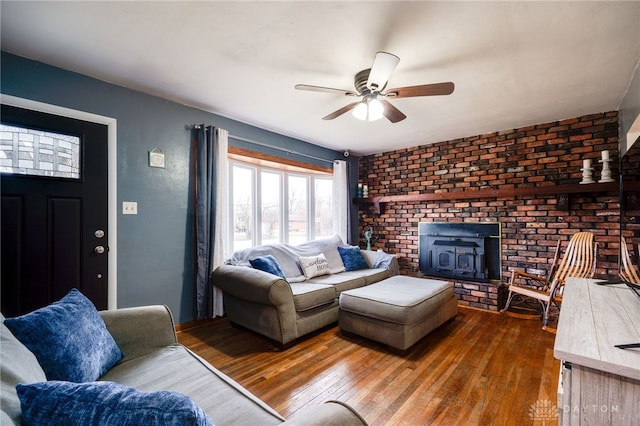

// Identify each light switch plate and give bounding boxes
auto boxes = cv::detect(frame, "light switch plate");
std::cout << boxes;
[122,201,138,215]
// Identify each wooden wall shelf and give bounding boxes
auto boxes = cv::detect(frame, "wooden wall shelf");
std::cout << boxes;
[354,182,624,214]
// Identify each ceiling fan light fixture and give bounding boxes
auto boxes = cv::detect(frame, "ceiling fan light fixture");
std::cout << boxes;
[352,98,383,122]
[352,101,368,120]
[368,98,384,121]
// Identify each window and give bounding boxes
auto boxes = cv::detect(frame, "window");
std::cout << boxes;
[229,155,333,252]
[232,165,255,250]
[288,175,308,245]
[261,171,281,245]
[0,123,81,179]
[315,178,333,237]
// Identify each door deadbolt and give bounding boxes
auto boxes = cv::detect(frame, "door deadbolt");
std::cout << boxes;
[95,230,105,238]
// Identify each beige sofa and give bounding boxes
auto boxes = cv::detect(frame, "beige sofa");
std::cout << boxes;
[212,235,398,346]
[1,305,367,425]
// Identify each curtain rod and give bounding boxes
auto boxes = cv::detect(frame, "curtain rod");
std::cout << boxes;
[191,124,337,165]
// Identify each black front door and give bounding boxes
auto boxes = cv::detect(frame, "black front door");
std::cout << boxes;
[1,104,109,316]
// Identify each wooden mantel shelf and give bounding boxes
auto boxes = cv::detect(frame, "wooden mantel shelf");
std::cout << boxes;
[354,181,626,214]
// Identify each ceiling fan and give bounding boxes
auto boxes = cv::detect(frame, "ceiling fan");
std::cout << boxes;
[295,52,454,123]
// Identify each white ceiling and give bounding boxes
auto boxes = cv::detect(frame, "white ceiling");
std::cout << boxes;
[2,1,639,156]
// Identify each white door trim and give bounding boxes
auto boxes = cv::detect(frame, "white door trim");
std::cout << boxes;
[1,94,118,309]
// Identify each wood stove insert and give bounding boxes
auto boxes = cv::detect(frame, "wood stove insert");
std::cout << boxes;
[419,222,501,283]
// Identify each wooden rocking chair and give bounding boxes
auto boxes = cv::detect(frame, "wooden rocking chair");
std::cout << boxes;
[620,236,640,284]
[501,232,597,329]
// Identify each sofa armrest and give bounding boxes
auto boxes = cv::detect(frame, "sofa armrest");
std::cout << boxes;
[99,305,177,360]
[361,249,399,276]
[281,400,368,426]
[212,265,294,306]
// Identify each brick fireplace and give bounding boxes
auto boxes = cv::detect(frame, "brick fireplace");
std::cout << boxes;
[357,112,620,311]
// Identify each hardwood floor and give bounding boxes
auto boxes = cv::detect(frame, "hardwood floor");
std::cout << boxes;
[178,307,559,426]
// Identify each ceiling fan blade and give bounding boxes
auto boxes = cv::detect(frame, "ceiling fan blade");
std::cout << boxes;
[384,82,455,98]
[366,51,400,91]
[295,84,359,97]
[380,100,407,123]
[322,102,361,120]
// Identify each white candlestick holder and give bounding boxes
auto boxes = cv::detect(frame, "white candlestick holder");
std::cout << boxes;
[598,157,615,183]
[580,160,594,184]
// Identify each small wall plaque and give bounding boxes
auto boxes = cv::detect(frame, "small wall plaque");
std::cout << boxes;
[148,147,165,168]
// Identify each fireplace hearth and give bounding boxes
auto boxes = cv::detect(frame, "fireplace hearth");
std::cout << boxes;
[419,222,501,283]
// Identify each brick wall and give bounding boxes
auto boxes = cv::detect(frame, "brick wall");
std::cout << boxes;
[358,112,620,310]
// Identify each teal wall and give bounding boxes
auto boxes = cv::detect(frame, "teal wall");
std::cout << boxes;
[1,51,359,323]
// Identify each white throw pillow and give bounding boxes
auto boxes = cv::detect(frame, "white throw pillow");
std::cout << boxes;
[298,254,331,279]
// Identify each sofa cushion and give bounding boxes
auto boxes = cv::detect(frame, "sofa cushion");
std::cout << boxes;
[17,381,213,426]
[351,268,392,285]
[290,283,336,312]
[3,289,123,383]
[298,254,331,279]
[249,255,286,279]
[100,345,285,425]
[306,273,367,295]
[337,246,369,271]
[307,268,391,294]
[1,313,48,425]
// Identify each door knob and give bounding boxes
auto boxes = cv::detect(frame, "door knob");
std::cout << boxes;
[94,246,106,255]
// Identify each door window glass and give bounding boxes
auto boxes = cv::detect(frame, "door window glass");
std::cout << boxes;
[0,124,81,179]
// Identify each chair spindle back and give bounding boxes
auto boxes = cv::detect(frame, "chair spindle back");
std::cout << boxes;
[620,236,640,284]
[549,232,597,296]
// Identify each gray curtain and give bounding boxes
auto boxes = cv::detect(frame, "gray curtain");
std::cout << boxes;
[194,125,227,319]
[346,158,356,245]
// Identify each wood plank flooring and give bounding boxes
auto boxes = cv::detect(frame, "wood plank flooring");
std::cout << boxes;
[178,307,559,426]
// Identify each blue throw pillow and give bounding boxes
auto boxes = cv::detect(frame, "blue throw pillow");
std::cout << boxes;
[249,254,286,279]
[17,381,214,426]
[4,289,123,383]
[337,246,369,271]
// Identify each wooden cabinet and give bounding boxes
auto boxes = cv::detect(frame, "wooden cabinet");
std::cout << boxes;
[554,278,640,425]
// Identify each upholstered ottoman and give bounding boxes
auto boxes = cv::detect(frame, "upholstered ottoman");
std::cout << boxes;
[338,276,457,350]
